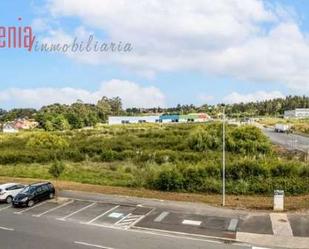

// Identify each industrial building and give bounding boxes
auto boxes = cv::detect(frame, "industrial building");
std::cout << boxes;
[284,108,309,118]
[108,113,211,125]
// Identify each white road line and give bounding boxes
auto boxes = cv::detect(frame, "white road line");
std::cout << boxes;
[126,208,155,229]
[0,226,14,231]
[114,213,132,225]
[154,211,169,222]
[182,219,202,226]
[74,241,116,249]
[227,218,239,232]
[86,205,120,224]
[0,205,11,212]
[85,222,223,244]
[57,202,96,221]
[14,201,48,214]
[270,213,293,236]
[125,215,144,229]
[252,247,270,249]
[33,200,74,217]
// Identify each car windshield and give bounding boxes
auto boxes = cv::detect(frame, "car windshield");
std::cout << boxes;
[20,186,36,194]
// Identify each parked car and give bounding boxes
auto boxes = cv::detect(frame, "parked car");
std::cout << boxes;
[274,123,291,133]
[0,183,26,204]
[12,182,55,208]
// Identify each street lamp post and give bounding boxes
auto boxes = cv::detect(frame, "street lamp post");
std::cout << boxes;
[222,105,226,206]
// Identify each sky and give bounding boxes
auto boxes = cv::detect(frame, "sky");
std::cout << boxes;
[0,0,309,110]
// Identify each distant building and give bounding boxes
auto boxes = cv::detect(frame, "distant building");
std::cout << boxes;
[284,108,309,119]
[1,118,38,133]
[108,113,211,125]
[2,124,18,133]
[108,115,160,125]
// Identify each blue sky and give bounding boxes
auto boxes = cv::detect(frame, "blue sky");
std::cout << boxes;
[0,0,309,110]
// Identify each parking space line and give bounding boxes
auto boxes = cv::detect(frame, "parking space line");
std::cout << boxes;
[86,205,120,224]
[0,205,11,212]
[57,202,96,221]
[74,241,116,249]
[227,218,239,232]
[154,211,169,222]
[126,207,155,229]
[114,213,132,225]
[115,214,143,229]
[182,219,202,226]
[0,226,14,231]
[33,200,74,217]
[252,247,270,249]
[14,201,48,214]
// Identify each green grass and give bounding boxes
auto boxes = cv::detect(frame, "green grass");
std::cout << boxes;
[0,162,134,186]
[0,122,308,195]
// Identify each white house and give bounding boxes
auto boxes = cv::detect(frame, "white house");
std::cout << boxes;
[2,124,18,133]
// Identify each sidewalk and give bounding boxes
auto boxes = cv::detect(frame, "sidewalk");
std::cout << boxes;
[60,190,309,249]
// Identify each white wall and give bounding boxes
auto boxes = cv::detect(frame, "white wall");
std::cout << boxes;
[108,116,160,125]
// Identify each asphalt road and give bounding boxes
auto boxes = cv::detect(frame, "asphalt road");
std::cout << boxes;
[262,128,309,152]
[0,201,250,249]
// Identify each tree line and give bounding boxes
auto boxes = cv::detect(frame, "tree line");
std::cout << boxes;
[0,95,308,130]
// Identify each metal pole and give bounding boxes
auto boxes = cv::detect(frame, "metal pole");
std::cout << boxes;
[222,106,226,206]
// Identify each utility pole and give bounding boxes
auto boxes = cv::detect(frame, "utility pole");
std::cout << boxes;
[222,105,226,206]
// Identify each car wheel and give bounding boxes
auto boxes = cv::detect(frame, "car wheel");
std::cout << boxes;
[6,196,13,204]
[27,200,34,207]
[49,193,54,199]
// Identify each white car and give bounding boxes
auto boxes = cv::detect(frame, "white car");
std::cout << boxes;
[0,183,26,204]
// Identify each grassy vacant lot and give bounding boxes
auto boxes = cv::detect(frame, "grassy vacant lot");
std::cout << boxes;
[0,123,308,197]
[259,117,309,135]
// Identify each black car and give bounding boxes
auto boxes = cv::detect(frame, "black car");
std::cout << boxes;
[12,182,55,207]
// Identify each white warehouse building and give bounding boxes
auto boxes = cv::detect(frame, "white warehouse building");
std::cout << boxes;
[108,115,160,125]
[284,108,309,118]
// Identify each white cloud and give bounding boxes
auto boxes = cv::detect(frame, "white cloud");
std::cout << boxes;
[223,91,285,104]
[0,80,166,108]
[41,0,309,93]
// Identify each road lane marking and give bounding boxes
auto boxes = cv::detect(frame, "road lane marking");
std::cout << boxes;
[86,205,119,224]
[74,241,116,249]
[33,199,74,217]
[154,211,169,222]
[252,247,270,249]
[270,213,293,236]
[114,213,132,225]
[0,226,14,231]
[14,201,48,214]
[227,218,239,232]
[84,222,223,244]
[115,214,143,229]
[182,219,202,226]
[57,202,96,221]
[0,205,11,212]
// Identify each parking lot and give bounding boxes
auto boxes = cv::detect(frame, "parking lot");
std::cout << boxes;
[0,198,153,230]
[1,193,309,249]
[0,197,240,240]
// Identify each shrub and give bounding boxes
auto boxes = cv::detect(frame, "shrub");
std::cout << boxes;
[48,161,65,178]
[271,162,299,177]
[152,165,184,191]
[27,133,69,150]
